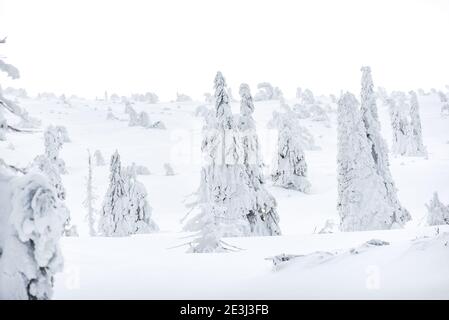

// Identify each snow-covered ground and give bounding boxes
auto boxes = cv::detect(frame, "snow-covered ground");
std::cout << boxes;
[1,93,448,299]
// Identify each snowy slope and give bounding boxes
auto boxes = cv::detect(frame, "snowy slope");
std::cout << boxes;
[0,92,448,299]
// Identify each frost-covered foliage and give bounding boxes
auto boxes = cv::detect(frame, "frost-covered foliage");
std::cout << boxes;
[0,109,6,140]
[359,66,411,227]
[388,91,426,157]
[300,89,315,105]
[337,92,409,231]
[438,91,449,116]
[98,151,158,236]
[55,125,71,143]
[239,83,281,235]
[0,170,67,300]
[164,163,175,176]
[144,92,159,103]
[3,87,28,98]
[93,149,106,166]
[270,105,311,193]
[388,94,410,156]
[134,164,150,175]
[408,91,427,156]
[185,72,255,252]
[44,125,66,174]
[83,151,97,236]
[176,92,192,102]
[204,92,213,104]
[106,108,118,120]
[426,192,449,226]
[0,59,20,80]
[29,127,76,236]
[254,82,283,101]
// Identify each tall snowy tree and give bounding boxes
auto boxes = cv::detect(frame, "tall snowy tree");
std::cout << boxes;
[239,83,281,236]
[0,171,67,299]
[337,92,405,231]
[83,150,97,236]
[270,105,311,193]
[407,91,427,156]
[184,72,252,252]
[98,151,129,236]
[360,66,411,227]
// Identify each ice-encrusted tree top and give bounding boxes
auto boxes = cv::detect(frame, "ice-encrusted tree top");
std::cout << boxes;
[360,66,378,121]
[214,71,232,124]
[239,83,254,117]
[0,37,20,80]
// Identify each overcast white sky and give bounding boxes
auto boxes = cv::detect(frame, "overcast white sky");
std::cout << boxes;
[1,0,449,100]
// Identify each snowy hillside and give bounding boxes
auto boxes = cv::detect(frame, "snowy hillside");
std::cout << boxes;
[1,90,448,299]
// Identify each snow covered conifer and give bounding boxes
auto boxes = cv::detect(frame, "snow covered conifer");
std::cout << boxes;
[123,165,159,233]
[164,163,175,176]
[0,109,6,140]
[407,91,427,156]
[98,151,129,236]
[239,83,281,235]
[0,172,67,299]
[388,95,410,156]
[93,149,106,166]
[426,192,449,226]
[270,105,311,193]
[360,66,411,227]
[44,125,66,174]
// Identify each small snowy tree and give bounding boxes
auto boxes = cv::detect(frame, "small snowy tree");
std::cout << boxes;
[0,172,67,299]
[123,165,159,233]
[93,149,106,166]
[426,192,449,226]
[164,163,175,176]
[388,96,410,156]
[270,105,311,193]
[407,91,427,156]
[360,66,411,226]
[44,125,66,174]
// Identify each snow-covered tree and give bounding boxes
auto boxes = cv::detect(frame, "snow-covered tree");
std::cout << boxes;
[184,72,251,252]
[0,171,67,299]
[98,151,129,236]
[93,149,106,166]
[239,83,281,235]
[360,66,411,227]
[164,163,175,176]
[55,125,71,143]
[254,82,283,101]
[407,91,427,156]
[98,151,158,236]
[338,92,403,231]
[388,95,410,156]
[176,92,192,102]
[301,89,315,105]
[270,105,311,193]
[426,192,449,226]
[123,165,159,234]
[44,125,66,174]
[83,150,97,236]
[438,91,449,116]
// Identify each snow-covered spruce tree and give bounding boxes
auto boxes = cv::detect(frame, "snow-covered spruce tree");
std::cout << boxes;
[425,192,449,226]
[123,165,159,233]
[360,66,411,226]
[164,163,175,176]
[239,83,281,236]
[184,72,250,252]
[337,92,405,231]
[93,149,106,166]
[98,151,129,236]
[407,91,427,156]
[270,105,311,193]
[83,150,97,236]
[438,91,449,116]
[44,125,66,174]
[387,96,410,156]
[0,170,67,300]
